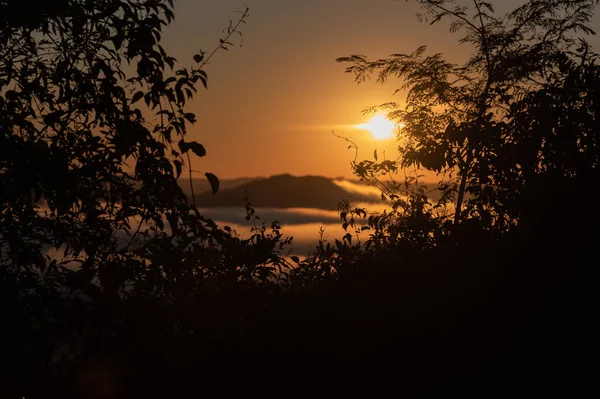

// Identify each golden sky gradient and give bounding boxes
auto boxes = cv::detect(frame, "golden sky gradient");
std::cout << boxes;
[160,0,600,179]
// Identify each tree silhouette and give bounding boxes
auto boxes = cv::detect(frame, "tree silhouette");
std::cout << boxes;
[0,2,297,395]
[338,0,600,228]
[0,0,236,282]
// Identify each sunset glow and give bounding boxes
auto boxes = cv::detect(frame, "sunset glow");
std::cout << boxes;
[357,115,396,140]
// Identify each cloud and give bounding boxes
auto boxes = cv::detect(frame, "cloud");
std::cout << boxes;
[199,207,342,226]
[332,179,383,202]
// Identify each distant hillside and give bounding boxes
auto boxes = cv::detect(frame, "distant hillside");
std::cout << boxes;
[179,177,256,198]
[192,174,378,209]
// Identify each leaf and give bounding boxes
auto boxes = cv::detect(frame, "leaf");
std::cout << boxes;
[111,34,124,50]
[5,90,18,100]
[178,140,189,153]
[183,113,196,123]
[132,91,144,104]
[193,53,203,63]
[178,140,205,157]
[374,149,378,161]
[174,160,182,178]
[187,141,206,157]
[290,256,300,264]
[205,172,219,194]
[340,211,348,222]
[198,70,208,89]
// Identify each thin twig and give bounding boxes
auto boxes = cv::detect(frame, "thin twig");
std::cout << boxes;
[184,6,250,207]
[332,130,359,163]
[197,6,250,70]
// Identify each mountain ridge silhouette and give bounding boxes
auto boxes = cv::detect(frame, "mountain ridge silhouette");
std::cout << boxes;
[187,174,380,209]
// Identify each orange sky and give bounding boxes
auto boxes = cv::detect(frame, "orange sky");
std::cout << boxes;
[160,0,600,179]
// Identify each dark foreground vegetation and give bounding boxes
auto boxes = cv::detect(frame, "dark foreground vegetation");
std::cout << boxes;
[1,0,600,397]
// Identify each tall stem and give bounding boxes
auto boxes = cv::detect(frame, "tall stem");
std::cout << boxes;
[186,151,195,207]
[454,151,472,225]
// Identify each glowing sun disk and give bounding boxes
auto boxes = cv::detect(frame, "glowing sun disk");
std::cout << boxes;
[357,115,396,139]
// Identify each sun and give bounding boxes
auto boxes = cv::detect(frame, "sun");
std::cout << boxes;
[357,115,396,140]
